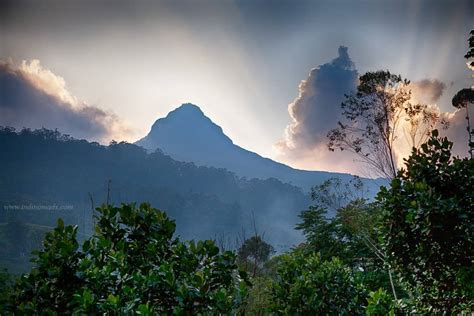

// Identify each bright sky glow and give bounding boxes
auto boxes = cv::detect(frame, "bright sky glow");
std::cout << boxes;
[1,0,473,173]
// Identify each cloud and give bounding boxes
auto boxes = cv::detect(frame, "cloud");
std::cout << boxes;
[410,79,446,104]
[392,104,471,161]
[440,108,471,157]
[276,48,471,176]
[0,59,133,143]
[275,46,362,175]
[409,79,471,158]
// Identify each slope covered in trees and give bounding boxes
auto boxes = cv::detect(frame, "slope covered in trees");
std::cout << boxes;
[0,127,311,273]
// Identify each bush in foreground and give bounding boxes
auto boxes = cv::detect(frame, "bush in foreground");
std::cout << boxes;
[6,203,248,314]
[270,250,367,315]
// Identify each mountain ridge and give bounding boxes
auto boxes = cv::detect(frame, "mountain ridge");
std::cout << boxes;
[136,103,378,191]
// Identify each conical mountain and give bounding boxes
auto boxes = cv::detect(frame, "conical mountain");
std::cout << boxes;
[136,103,373,191]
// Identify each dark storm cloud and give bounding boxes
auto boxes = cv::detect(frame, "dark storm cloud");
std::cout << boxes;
[0,60,130,142]
[3,0,470,38]
[234,0,474,37]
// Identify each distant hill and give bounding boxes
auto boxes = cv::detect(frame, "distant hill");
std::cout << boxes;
[136,103,380,191]
[0,108,383,273]
[0,127,312,273]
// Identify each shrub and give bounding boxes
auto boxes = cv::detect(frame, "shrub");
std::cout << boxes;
[270,250,367,315]
[7,203,249,314]
[365,289,395,316]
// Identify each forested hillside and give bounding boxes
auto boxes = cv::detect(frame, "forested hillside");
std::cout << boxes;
[0,127,311,272]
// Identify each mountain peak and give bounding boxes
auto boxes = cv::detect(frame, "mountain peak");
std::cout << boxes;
[136,103,370,192]
[171,103,204,115]
[158,103,206,123]
[149,103,211,131]
[137,104,234,156]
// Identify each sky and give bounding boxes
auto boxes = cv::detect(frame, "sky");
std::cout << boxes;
[1,0,473,175]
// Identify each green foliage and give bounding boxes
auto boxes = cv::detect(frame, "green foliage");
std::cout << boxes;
[451,88,474,157]
[296,205,345,260]
[0,219,48,275]
[365,289,395,316]
[237,235,275,277]
[296,177,376,265]
[452,88,474,109]
[11,218,83,313]
[0,268,12,313]
[7,203,249,314]
[241,276,273,315]
[237,237,275,314]
[270,250,367,315]
[378,130,474,313]
[296,178,395,294]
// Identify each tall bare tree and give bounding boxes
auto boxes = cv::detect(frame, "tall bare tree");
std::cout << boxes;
[328,70,440,179]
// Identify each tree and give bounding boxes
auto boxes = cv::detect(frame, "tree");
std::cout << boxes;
[465,30,474,67]
[296,177,374,264]
[270,250,367,315]
[296,177,400,299]
[0,268,12,314]
[7,203,249,314]
[242,275,273,316]
[296,205,345,259]
[328,71,440,179]
[452,29,474,158]
[378,130,474,313]
[237,235,274,278]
